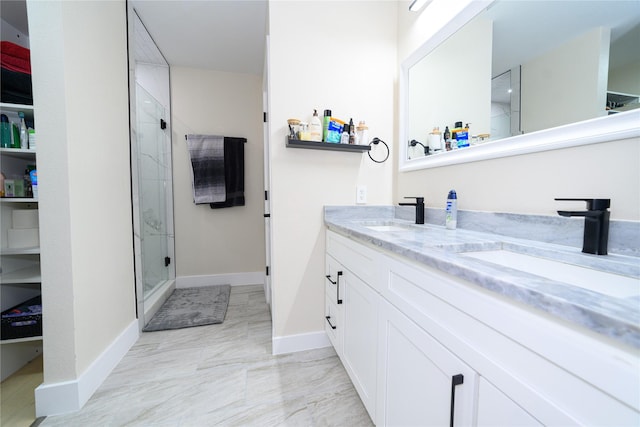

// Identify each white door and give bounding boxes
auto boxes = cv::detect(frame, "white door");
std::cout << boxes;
[262,35,272,310]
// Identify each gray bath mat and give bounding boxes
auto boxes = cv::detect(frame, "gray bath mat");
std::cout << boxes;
[143,285,231,332]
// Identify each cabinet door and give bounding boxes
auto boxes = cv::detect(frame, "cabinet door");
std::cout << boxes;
[477,378,542,426]
[325,254,344,356]
[342,270,379,421]
[377,299,477,427]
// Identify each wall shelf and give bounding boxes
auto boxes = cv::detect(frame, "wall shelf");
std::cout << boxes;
[287,138,371,152]
[0,336,42,345]
[0,198,38,204]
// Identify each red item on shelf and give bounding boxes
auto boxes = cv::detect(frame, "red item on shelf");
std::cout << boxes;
[1,41,31,75]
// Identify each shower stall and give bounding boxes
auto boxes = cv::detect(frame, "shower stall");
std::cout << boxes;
[135,83,174,300]
[128,9,176,327]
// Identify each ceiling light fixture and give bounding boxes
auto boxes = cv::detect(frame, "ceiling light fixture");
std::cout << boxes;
[409,0,428,12]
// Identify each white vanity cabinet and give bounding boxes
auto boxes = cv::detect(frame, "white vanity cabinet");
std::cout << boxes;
[476,378,542,427]
[377,298,477,427]
[324,229,640,426]
[326,231,381,420]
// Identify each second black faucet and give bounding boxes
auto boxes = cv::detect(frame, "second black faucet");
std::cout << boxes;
[399,196,425,224]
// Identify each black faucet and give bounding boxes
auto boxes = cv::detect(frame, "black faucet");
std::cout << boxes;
[555,198,610,255]
[399,196,425,224]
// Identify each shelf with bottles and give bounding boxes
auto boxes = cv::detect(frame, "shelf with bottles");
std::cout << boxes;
[286,137,371,152]
[0,103,34,123]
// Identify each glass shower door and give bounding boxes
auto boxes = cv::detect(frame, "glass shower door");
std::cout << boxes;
[135,83,172,299]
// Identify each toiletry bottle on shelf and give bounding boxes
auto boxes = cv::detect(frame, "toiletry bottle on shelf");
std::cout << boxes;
[323,109,331,142]
[309,109,322,142]
[30,169,38,199]
[356,120,368,145]
[18,112,28,149]
[340,123,350,144]
[445,190,457,230]
[0,114,11,148]
[348,118,356,144]
[444,126,451,151]
[23,169,32,198]
[28,128,35,149]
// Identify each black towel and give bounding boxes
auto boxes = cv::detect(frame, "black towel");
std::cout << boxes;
[210,137,246,209]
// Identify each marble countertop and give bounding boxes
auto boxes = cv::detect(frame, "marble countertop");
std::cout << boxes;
[324,206,640,349]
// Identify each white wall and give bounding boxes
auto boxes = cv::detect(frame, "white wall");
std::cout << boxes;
[521,27,610,133]
[170,67,265,278]
[396,0,640,221]
[267,1,396,341]
[27,0,136,388]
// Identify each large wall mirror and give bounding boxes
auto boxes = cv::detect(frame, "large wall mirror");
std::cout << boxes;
[400,0,640,171]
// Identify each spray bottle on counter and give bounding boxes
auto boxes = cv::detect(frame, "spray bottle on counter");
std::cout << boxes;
[445,190,457,230]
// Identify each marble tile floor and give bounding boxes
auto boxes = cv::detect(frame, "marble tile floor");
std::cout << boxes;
[40,285,373,426]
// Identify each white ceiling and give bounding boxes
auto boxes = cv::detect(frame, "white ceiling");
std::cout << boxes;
[131,0,268,75]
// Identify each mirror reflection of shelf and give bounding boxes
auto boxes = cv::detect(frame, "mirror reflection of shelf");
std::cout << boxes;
[607,91,639,114]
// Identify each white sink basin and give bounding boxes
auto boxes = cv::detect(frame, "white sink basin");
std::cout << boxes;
[463,250,640,298]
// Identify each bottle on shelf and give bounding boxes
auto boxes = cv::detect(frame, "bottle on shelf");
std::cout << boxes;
[356,120,369,145]
[348,118,356,144]
[30,169,38,199]
[340,124,350,144]
[323,109,331,142]
[18,112,28,149]
[309,109,323,142]
[1,114,12,148]
[24,169,32,198]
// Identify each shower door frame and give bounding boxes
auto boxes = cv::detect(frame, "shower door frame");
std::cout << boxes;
[127,6,176,330]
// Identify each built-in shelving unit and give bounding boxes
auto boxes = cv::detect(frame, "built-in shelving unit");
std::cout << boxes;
[1,96,42,381]
[287,137,371,152]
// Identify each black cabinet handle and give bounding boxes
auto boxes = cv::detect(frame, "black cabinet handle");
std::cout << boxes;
[325,316,337,330]
[450,374,464,427]
[325,271,343,304]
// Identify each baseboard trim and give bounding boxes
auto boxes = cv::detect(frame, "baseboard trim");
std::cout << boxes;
[272,330,331,355]
[176,271,264,288]
[35,319,139,417]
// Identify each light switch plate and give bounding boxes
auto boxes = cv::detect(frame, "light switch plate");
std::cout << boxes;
[356,185,367,204]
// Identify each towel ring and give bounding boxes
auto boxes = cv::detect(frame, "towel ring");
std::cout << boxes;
[368,137,390,163]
